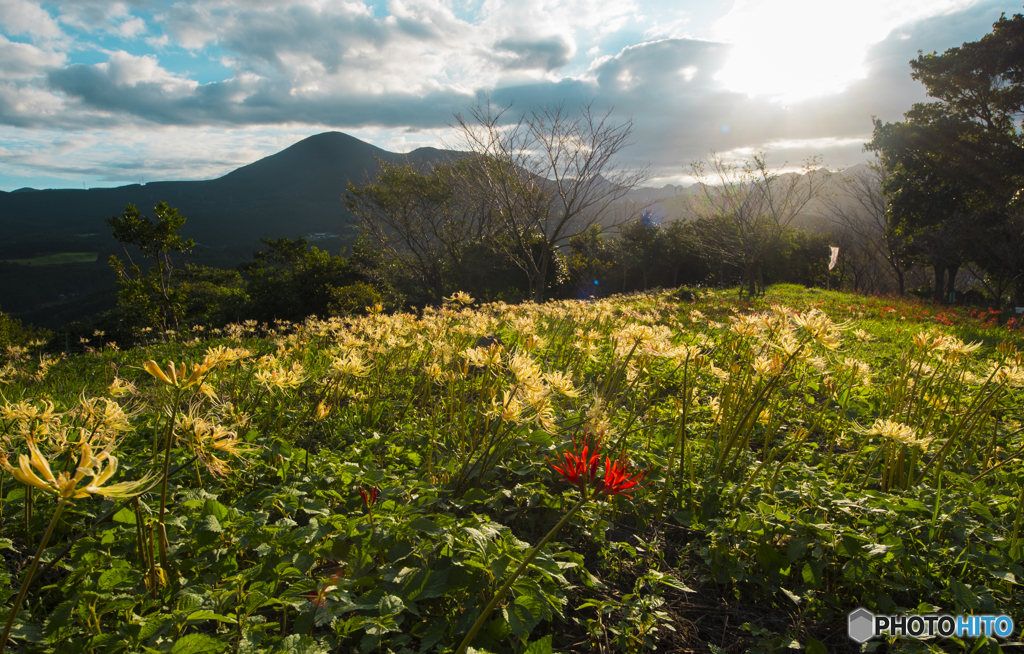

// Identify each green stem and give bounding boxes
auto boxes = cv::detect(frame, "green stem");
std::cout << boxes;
[0,500,66,654]
[454,495,589,654]
[157,386,183,571]
[1010,482,1024,555]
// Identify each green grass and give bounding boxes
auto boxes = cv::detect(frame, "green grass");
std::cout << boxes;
[0,286,1022,653]
[1,252,98,266]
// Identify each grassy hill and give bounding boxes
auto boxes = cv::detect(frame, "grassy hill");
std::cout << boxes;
[0,285,1021,653]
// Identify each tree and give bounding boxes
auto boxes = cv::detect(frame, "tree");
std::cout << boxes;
[106,202,194,332]
[867,11,1024,302]
[821,158,910,295]
[345,159,491,305]
[661,219,704,288]
[239,237,364,322]
[617,218,665,291]
[450,100,649,302]
[686,152,830,298]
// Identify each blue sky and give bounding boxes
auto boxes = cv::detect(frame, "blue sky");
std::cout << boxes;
[0,0,1020,191]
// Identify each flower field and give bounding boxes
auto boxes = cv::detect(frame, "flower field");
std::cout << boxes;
[1,285,1023,653]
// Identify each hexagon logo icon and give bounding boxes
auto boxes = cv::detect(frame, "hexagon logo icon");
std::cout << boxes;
[848,608,875,643]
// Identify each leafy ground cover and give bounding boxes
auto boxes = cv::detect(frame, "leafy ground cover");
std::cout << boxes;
[1,285,1022,654]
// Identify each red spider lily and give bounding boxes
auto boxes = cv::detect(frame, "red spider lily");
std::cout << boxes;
[594,457,647,498]
[549,433,647,499]
[549,433,601,494]
[359,485,381,507]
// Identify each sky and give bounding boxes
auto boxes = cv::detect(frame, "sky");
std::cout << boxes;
[0,0,1021,191]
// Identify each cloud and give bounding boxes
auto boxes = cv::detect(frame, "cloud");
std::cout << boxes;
[494,34,575,70]
[57,1,149,38]
[0,34,65,78]
[0,0,1020,190]
[0,0,63,40]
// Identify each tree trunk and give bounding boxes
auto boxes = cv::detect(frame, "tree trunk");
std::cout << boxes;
[945,264,959,301]
[1013,278,1024,308]
[897,269,905,296]
[534,248,550,303]
[933,263,945,303]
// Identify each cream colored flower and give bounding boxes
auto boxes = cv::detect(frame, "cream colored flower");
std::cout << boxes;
[543,370,579,398]
[443,291,475,306]
[331,351,369,378]
[852,328,874,342]
[108,377,138,398]
[860,419,932,448]
[2,439,154,501]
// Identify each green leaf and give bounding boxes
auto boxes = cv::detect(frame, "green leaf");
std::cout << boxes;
[44,600,76,638]
[278,635,328,654]
[805,638,828,654]
[502,602,535,642]
[112,507,136,525]
[408,517,442,535]
[170,633,227,654]
[949,579,980,611]
[98,566,135,590]
[377,594,404,617]
[202,499,230,521]
[138,614,174,642]
[197,515,223,533]
[780,587,801,605]
[523,635,553,654]
[186,610,237,624]
[403,567,450,601]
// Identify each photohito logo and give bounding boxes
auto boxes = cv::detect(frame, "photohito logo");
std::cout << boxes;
[848,608,1015,643]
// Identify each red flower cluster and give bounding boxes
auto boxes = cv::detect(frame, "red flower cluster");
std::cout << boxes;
[549,433,601,494]
[359,485,381,507]
[594,458,647,498]
[550,433,647,498]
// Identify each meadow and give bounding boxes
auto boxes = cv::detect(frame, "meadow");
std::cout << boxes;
[0,284,1022,654]
[0,253,99,267]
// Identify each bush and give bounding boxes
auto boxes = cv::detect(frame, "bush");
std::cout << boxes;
[328,282,383,316]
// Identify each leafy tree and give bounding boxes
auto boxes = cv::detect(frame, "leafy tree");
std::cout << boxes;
[175,265,249,328]
[617,218,665,291]
[239,238,364,322]
[686,153,830,298]
[867,10,1024,302]
[0,305,34,350]
[106,202,195,332]
[661,219,705,288]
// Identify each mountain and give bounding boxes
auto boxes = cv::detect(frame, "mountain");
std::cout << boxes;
[0,132,684,327]
[0,132,454,255]
[0,132,460,327]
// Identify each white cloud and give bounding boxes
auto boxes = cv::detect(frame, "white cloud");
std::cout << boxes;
[0,0,63,40]
[0,0,1020,190]
[0,34,65,77]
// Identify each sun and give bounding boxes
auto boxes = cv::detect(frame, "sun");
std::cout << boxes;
[711,0,973,103]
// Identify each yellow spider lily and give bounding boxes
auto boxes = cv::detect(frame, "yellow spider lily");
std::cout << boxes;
[2,440,154,502]
[144,360,213,388]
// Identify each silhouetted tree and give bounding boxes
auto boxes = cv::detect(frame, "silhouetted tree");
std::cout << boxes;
[106,202,194,331]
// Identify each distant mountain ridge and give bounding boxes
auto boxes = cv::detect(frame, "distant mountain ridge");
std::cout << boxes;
[0,132,461,253]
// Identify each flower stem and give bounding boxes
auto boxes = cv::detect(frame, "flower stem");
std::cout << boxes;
[0,500,66,654]
[156,386,183,572]
[454,495,589,654]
